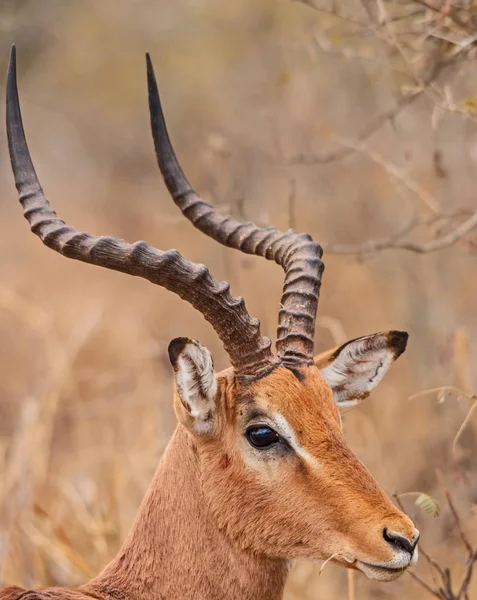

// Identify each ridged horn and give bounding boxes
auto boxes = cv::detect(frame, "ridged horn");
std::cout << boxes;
[146,53,324,367]
[6,45,276,378]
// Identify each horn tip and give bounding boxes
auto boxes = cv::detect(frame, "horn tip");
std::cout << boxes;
[145,52,153,74]
[7,44,18,101]
[8,44,17,71]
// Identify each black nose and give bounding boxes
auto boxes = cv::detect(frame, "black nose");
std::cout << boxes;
[383,528,420,555]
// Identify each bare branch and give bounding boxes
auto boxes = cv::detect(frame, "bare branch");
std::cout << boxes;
[397,210,477,253]
[436,471,474,558]
[324,209,477,256]
[453,401,477,452]
[284,89,426,165]
[336,138,441,212]
[290,0,366,27]
[312,31,412,77]
[409,386,476,403]
[457,549,477,600]
[408,570,443,599]
[286,0,470,168]
[413,0,470,32]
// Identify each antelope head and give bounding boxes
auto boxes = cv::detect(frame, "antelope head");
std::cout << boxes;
[6,46,419,584]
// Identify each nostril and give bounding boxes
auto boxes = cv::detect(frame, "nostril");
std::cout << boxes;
[383,528,419,555]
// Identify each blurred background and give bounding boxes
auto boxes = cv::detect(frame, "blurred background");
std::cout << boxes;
[0,1,476,598]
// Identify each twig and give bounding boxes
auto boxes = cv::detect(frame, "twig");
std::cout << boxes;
[457,549,477,600]
[409,386,476,402]
[413,0,470,32]
[291,0,366,27]
[324,209,477,255]
[313,31,412,77]
[377,208,477,252]
[286,0,468,168]
[336,137,441,213]
[282,50,452,166]
[409,384,477,460]
[408,570,443,599]
[436,470,473,558]
[453,401,477,452]
[284,91,424,165]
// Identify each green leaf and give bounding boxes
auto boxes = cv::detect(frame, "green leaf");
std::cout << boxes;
[415,493,441,518]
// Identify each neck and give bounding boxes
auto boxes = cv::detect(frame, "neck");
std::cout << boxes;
[84,425,288,600]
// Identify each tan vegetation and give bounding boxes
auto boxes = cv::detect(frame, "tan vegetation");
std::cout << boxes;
[0,1,476,598]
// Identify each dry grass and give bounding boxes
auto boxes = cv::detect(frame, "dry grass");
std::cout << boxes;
[0,1,477,598]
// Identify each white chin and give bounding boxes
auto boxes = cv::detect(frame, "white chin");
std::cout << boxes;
[356,561,407,582]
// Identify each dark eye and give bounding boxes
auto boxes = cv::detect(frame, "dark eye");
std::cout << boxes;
[246,425,280,449]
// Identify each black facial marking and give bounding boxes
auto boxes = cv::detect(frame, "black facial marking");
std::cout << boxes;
[296,457,308,475]
[286,366,305,381]
[238,362,279,385]
[237,392,256,407]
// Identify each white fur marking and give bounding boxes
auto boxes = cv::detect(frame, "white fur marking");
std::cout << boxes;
[321,334,396,407]
[174,341,217,433]
[272,412,319,469]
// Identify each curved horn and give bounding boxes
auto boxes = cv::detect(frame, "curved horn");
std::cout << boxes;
[146,54,324,367]
[6,45,275,378]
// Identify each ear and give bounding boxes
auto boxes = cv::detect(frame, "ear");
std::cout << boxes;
[315,331,408,408]
[168,337,218,434]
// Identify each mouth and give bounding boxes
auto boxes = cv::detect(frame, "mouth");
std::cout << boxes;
[356,560,410,582]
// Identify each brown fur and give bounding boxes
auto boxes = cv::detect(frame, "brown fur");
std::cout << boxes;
[0,587,103,599]
[1,362,417,600]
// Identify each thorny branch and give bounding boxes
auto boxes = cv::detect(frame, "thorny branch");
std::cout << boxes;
[283,0,477,256]
[287,0,472,166]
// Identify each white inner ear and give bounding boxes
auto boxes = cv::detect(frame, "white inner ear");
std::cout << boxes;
[320,335,397,408]
[174,341,217,432]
